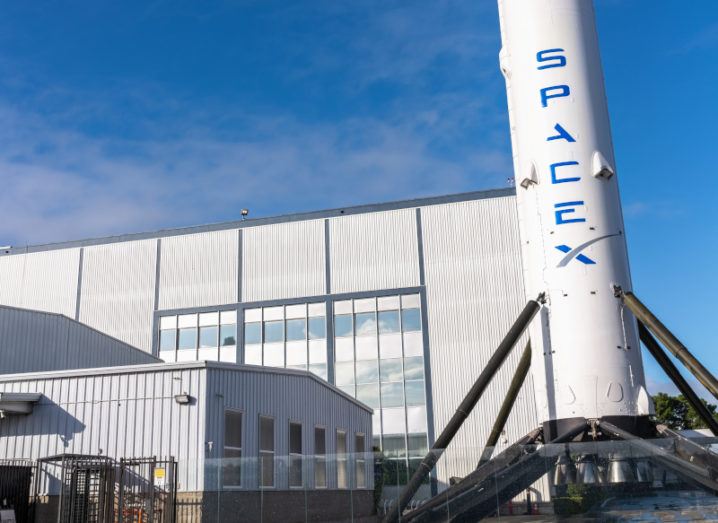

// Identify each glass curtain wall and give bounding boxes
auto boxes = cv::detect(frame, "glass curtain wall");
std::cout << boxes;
[159,310,237,363]
[334,294,429,485]
[243,302,328,380]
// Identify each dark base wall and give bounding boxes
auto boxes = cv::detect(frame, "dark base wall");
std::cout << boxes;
[178,490,377,523]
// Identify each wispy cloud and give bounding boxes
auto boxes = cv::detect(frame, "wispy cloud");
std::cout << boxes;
[0,1,511,246]
[0,92,510,246]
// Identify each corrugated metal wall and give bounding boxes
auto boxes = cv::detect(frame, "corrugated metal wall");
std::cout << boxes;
[159,230,239,310]
[420,196,549,497]
[0,363,371,493]
[329,209,419,294]
[0,306,159,374]
[0,364,205,492]
[242,220,325,302]
[204,366,373,490]
[0,249,80,318]
[79,239,158,351]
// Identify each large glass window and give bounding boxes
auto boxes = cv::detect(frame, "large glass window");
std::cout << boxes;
[333,294,428,485]
[314,427,327,488]
[223,410,242,487]
[259,416,275,488]
[336,430,348,489]
[289,422,303,488]
[242,302,327,379]
[158,310,236,362]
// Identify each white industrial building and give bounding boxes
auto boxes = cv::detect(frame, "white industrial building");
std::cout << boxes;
[0,188,548,503]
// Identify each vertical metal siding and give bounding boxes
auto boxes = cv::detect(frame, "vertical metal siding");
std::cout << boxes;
[0,366,207,493]
[0,365,371,494]
[158,230,239,310]
[242,220,325,302]
[329,209,419,294]
[0,249,80,317]
[79,239,157,352]
[204,367,373,490]
[420,197,548,497]
[0,306,159,374]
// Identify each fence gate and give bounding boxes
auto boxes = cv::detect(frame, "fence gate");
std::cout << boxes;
[37,454,115,523]
[0,459,34,523]
[118,457,177,523]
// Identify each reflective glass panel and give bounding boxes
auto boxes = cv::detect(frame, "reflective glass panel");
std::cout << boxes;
[264,320,284,343]
[244,322,261,344]
[378,310,400,334]
[220,324,236,346]
[335,362,355,385]
[334,314,353,337]
[405,380,426,406]
[199,326,218,348]
[381,382,404,407]
[401,308,421,332]
[382,435,407,458]
[308,316,326,339]
[159,330,176,351]
[355,360,379,384]
[178,328,197,350]
[380,359,403,382]
[355,312,376,336]
[286,318,306,341]
[407,433,428,457]
[356,384,380,408]
[403,357,424,380]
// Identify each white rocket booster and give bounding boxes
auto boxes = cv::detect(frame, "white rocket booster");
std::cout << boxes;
[497,0,653,432]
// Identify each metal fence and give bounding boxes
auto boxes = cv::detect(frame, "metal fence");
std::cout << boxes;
[0,459,35,523]
[31,454,177,523]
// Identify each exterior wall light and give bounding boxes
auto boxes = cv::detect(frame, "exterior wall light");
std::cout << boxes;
[174,393,192,405]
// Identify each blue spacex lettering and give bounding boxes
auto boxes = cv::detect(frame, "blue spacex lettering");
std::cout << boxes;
[536,46,594,264]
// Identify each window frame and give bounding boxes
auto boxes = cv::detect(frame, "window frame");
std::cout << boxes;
[258,415,276,489]
[355,432,367,489]
[314,425,327,489]
[336,429,348,489]
[289,420,304,489]
[222,409,243,489]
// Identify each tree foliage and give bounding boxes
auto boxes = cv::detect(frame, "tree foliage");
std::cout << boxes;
[652,392,718,430]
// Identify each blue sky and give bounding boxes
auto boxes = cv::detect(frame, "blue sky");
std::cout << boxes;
[0,1,715,400]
